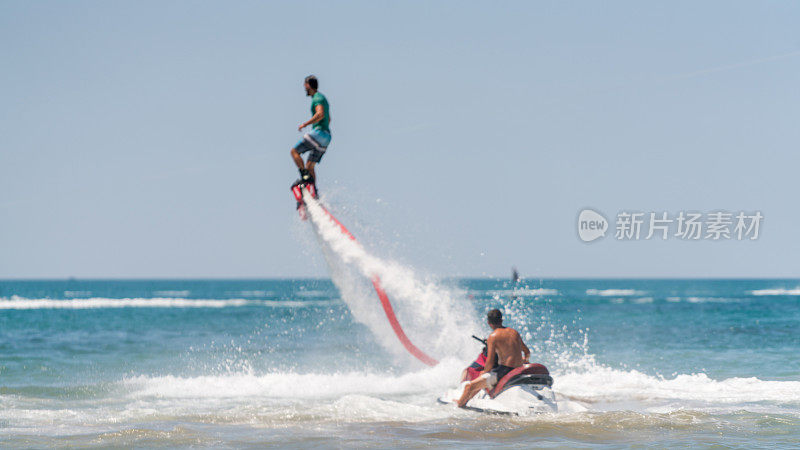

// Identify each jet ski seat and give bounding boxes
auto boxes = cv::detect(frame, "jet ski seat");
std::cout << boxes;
[488,363,553,398]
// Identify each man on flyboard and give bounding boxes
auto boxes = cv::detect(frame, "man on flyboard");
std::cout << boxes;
[290,75,331,198]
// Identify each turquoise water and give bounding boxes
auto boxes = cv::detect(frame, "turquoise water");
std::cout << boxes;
[1,278,799,447]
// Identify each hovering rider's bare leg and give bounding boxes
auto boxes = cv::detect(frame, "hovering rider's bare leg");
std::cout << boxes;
[291,149,314,187]
[306,160,316,182]
[291,148,304,170]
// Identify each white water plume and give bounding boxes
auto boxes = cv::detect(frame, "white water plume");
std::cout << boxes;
[302,192,480,365]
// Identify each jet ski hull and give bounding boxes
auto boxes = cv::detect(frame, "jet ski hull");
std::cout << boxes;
[438,382,558,415]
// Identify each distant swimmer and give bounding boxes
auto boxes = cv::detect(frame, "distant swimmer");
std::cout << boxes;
[290,75,331,191]
[457,309,531,408]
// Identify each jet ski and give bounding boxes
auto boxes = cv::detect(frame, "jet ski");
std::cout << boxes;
[438,336,558,415]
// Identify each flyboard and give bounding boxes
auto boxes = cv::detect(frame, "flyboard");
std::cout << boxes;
[292,182,438,367]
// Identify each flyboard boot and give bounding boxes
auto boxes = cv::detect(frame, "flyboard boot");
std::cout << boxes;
[290,169,317,220]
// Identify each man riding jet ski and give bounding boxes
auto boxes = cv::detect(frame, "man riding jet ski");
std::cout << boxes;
[438,310,557,415]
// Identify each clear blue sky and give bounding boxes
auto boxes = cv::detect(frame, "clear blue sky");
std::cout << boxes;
[1,1,799,278]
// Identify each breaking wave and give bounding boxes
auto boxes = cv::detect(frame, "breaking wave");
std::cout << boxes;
[750,288,800,296]
[586,289,644,296]
[0,296,336,309]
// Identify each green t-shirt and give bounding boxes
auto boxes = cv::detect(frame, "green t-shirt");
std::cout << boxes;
[310,92,330,132]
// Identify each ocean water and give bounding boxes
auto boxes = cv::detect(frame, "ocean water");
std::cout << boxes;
[2,194,799,448]
[1,278,799,448]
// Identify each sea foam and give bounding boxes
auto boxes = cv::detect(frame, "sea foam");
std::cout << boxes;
[0,296,332,309]
[750,288,800,296]
[586,289,644,296]
[556,365,800,406]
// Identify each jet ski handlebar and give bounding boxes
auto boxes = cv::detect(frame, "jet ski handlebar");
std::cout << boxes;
[471,335,487,346]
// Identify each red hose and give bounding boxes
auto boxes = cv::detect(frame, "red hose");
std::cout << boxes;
[317,203,439,366]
